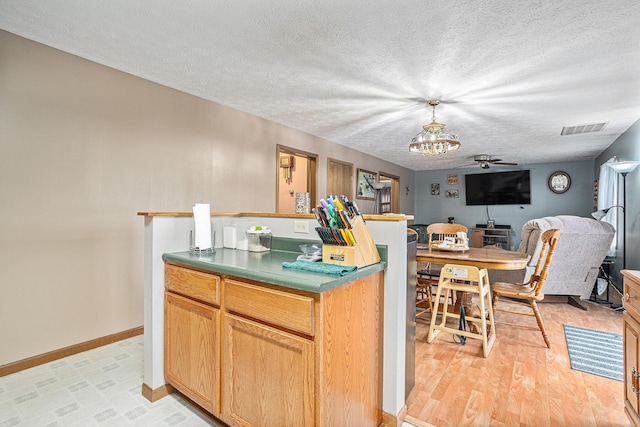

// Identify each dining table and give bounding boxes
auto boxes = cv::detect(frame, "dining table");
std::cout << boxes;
[416,245,530,326]
[416,245,530,271]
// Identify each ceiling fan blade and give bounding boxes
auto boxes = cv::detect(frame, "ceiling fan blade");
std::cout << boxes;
[494,162,518,166]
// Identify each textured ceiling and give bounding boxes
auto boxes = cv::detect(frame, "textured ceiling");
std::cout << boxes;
[1,0,639,171]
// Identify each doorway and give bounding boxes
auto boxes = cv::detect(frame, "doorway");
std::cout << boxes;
[327,158,354,199]
[378,172,400,214]
[276,145,317,213]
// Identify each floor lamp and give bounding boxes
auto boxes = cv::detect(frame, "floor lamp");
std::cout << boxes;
[371,182,386,214]
[607,160,640,270]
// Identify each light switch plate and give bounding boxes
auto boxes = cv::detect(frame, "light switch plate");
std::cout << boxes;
[294,220,309,234]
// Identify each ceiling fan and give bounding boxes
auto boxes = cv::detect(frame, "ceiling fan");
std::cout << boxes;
[470,154,518,169]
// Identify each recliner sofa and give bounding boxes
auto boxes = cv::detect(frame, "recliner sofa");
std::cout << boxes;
[488,215,615,301]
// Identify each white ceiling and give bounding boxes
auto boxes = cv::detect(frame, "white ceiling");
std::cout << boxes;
[1,0,639,171]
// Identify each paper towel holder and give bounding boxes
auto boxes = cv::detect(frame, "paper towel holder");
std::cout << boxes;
[189,230,216,254]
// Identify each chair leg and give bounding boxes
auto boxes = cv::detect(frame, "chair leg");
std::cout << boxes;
[416,282,434,317]
[478,288,489,356]
[487,290,497,335]
[491,292,498,316]
[425,283,433,313]
[478,282,496,357]
[428,284,451,343]
[530,300,550,348]
[417,277,435,314]
[427,286,443,343]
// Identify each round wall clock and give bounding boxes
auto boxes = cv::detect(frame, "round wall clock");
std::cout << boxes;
[548,171,571,194]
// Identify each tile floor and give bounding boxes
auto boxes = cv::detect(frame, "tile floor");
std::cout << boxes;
[0,335,220,426]
[1,335,417,427]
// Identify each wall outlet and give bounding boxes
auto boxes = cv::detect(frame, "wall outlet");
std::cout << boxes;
[294,220,309,234]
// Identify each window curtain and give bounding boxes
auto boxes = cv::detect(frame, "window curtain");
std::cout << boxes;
[598,157,619,256]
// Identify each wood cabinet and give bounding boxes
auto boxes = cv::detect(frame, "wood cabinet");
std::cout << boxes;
[222,279,315,426]
[164,292,220,414]
[163,262,384,427]
[164,264,221,414]
[471,227,512,249]
[223,314,314,426]
[623,270,640,427]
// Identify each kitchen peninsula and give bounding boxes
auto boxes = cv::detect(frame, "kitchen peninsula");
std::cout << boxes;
[139,212,412,426]
[164,247,384,426]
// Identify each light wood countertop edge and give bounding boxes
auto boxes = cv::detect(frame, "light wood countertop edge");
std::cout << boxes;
[137,212,413,221]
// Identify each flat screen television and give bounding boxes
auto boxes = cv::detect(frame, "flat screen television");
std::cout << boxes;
[465,170,531,205]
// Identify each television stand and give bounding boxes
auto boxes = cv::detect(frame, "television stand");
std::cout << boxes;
[471,225,512,249]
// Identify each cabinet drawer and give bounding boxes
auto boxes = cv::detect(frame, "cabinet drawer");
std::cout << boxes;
[165,264,220,306]
[224,280,315,336]
[626,275,640,320]
[624,280,640,319]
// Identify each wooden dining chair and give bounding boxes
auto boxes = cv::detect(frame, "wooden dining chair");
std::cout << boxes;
[491,228,561,348]
[416,223,468,316]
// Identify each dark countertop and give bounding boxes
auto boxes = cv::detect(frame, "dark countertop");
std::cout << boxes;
[162,238,387,294]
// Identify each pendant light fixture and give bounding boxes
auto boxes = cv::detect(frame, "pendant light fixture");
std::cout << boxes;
[408,99,461,156]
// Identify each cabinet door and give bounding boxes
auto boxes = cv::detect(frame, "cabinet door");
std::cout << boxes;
[222,313,314,427]
[165,292,220,415]
[624,312,640,425]
[471,228,484,248]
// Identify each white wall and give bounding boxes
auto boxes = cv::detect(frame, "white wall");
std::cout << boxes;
[0,30,414,366]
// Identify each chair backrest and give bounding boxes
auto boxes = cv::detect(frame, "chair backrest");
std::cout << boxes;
[530,228,561,297]
[440,263,485,284]
[426,223,468,248]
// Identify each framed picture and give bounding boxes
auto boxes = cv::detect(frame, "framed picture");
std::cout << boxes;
[356,168,377,200]
[445,189,459,198]
[431,183,440,195]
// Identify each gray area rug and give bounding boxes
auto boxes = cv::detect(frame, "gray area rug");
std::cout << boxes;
[563,323,623,382]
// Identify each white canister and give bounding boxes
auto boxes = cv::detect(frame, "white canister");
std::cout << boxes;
[223,225,237,249]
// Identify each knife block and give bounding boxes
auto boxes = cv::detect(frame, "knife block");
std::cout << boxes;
[322,215,380,268]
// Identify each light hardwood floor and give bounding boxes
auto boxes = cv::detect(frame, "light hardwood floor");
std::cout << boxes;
[406,297,629,427]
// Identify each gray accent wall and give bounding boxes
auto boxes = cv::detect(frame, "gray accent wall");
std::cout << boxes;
[413,160,595,250]
[595,118,640,285]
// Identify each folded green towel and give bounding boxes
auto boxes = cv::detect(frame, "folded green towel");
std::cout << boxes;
[282,260,357,276]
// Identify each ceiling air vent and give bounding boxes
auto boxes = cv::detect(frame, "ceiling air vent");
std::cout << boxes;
[560,122,608,136]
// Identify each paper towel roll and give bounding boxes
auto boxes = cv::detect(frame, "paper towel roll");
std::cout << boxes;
[193,203,212,250]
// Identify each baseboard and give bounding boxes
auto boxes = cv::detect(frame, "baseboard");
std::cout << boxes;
[141,382,174,402]
[404,414,437,427]
[382,405,407,427]
[381,407,436,427]
[541,295,588,310]
[0,326,143,377]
